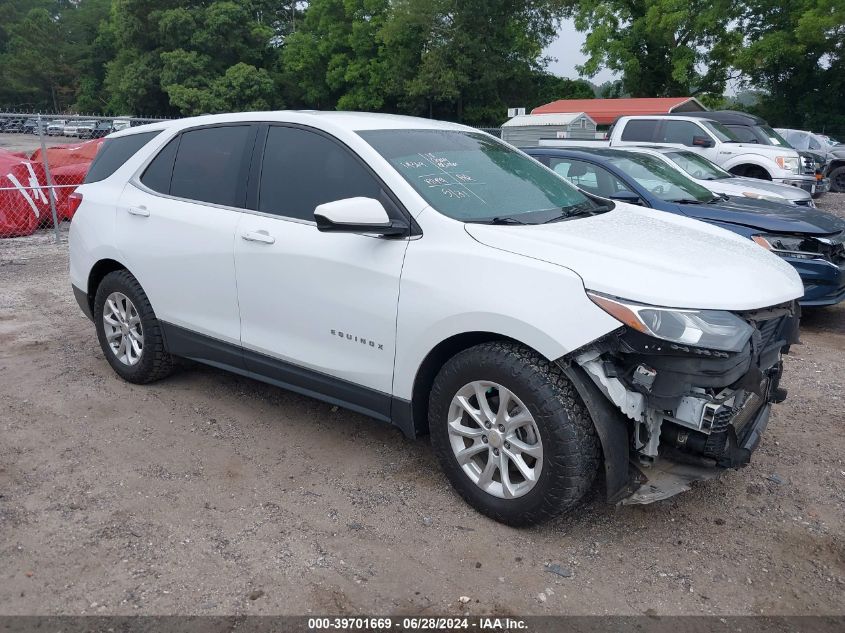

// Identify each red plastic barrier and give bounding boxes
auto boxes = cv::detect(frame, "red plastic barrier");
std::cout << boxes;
[29,138,103,170]
[0,150,50,237]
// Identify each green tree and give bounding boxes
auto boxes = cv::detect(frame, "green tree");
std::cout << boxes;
[734,0,845,130]
[390,0,566,124]
[282,0,393,110]
[103,0,294,115]
[283,0,571,125]
[527,74,596,109]
[0,7,72,111]
[563,0,742,98]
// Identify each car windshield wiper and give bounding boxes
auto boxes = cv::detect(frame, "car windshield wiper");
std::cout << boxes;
[669,198,706,205]
[489,216,529,225]
[541,203,611,224]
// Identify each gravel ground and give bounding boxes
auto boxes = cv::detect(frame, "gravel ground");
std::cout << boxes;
[819,190,845,219]
[0,197,843,616]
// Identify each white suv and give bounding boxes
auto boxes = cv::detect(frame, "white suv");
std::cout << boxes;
[69,112,803,525]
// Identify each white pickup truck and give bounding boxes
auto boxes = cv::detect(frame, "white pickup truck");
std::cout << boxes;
[543,115,819,194]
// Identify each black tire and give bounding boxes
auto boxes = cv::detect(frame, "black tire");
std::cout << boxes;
[93,270,174,384]
[428,341,600,526]
[730,165,771,180]
[828,165,845,193]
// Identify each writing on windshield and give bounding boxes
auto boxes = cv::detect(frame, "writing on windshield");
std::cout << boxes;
[359,129,590,221]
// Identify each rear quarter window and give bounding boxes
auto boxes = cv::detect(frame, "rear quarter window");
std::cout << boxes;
[620,120,658,142]
[140,137,180,194]
[83,131,161,183]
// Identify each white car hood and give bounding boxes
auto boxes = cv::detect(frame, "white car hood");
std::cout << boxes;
[718,177,810,202]
[733,142,796,157]
[465,204,803,311]
[693,178,762,199]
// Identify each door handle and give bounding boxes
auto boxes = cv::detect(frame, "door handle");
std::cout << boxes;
[241,230,275,245]
[127,206,150,217]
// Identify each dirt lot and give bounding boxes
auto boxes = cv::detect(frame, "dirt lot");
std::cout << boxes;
[1,196,843,617]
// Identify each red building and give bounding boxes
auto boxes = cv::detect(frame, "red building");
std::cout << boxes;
[531,97,707,126]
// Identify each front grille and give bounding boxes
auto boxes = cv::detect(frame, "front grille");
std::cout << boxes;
[801,155,824,175]
[794,199,813,207]
[732,392,764,435]
[802,156,815,171]
[738,303,796,355]
[756,316,787,351]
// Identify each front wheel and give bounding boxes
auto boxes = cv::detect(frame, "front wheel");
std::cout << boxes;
[429,342,600,526]
[828,166,845,193]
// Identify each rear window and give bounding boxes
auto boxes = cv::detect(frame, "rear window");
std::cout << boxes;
[620,120,658,142]
[84,131,160,183]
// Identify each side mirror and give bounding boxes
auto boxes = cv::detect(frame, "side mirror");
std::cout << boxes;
[314,197,407,236]
[692,136,714,148]
[609,190,643,205]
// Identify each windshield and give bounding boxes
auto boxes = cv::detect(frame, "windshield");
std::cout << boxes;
[702,121,739,142]
[664,151,732,180]
[605,152,716,203]
[761,126,790,147]
[358,129,597,223]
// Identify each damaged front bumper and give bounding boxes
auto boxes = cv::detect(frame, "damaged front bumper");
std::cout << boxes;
[559,302,799,505]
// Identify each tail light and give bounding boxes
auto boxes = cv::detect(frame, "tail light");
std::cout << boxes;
[66,192,84,216]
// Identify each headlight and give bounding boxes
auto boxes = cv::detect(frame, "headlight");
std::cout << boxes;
[752,234,821,260]
[587,291,753,352]
[742,191,789,204]
[775,156,801,174]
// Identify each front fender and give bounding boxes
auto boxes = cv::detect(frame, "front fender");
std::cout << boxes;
[719,154,779,178]
[392,217,620,399]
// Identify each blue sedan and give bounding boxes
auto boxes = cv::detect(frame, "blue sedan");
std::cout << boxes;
[524,147,845,307]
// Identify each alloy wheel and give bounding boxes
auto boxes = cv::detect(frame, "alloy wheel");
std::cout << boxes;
[103,292,144,366]
[447,381,543,499]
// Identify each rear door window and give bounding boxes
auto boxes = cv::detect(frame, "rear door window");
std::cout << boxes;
[548,158,628,197]
[620,120,658,142]
[169,125,253,207]
[84,131,160,183]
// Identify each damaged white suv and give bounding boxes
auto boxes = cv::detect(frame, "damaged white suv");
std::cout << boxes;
[69,112,803,525]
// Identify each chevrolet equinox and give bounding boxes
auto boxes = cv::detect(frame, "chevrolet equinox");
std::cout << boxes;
[69,112,803,525]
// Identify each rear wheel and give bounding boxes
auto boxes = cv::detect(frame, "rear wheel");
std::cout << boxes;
[429,341,600,526]
[93,270,174,384]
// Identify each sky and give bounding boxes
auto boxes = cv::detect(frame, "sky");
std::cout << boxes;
[543,20,618,85]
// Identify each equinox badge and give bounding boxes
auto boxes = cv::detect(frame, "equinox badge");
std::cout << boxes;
[331,329,384,350]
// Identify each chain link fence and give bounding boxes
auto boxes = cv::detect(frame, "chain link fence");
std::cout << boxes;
[0,112,165,242]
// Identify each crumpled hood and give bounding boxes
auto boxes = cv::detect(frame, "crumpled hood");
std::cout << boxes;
[679,197,845,235]
[465,205,804,311]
